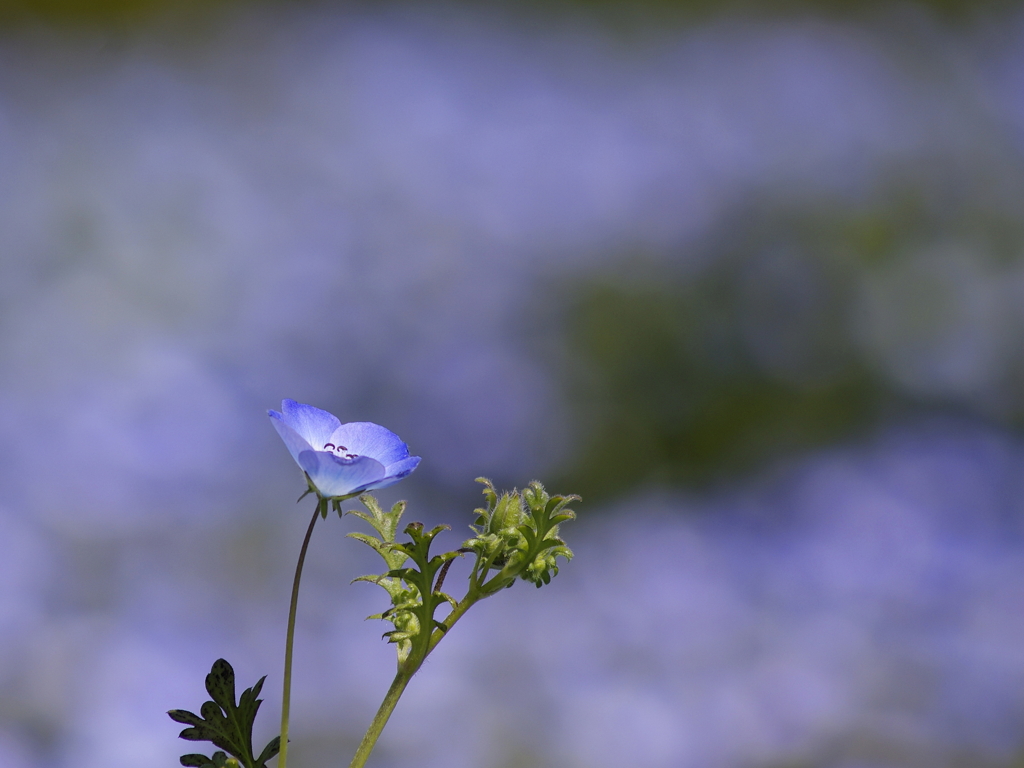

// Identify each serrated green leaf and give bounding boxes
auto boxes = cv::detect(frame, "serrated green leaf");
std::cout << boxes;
[179,754,212,767]
[199,701,227,729]
[237,675,265,719]
[347,509,376,528]
[382,551,409,571]
[168,709,204,727]
[236,682,265,760]
[359,493,385,517]
[177,723,221,744]
[255,736,281,767]
[205,660,236,713]
[352,573,385,584]
[349,494,407,544]
[348,531,384,549]
[171,659,273,768]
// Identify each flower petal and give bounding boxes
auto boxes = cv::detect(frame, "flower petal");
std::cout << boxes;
[277,399,341,450]
[360,456,422,492]
[327,422,411,466]
[297,450,386,499]
[268,411,316,465]
[384,455,422,479]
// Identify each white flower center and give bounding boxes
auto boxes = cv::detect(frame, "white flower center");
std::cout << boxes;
[323,442,359,460]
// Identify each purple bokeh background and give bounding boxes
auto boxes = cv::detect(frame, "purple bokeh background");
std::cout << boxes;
[3,5,1024,767]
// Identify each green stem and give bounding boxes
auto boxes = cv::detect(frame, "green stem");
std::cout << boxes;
[347,588,481,767]
[347,670,413,768]
[279,501,323,768]
[427,591,478,655]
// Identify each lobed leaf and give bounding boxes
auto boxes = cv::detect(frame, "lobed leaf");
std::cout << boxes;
[205,660,236,712]
[255,736,281,766]
[169,659,276,768]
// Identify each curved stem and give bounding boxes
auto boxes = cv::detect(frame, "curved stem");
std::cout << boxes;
[348,670,412,768]
[427,591,478,655]
[279,500,323,768]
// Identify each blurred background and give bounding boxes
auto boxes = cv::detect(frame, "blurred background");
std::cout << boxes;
[3,0,1024,766]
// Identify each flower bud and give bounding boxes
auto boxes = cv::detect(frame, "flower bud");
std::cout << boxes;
[488,491,524,534]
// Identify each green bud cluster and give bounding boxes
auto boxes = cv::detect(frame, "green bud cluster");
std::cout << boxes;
[466,478,577,590]
[465,484,526,573]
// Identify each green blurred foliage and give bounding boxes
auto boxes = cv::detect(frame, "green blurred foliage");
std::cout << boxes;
[548,191,1024,503]
[1,0,1020,30]
[552,266,894,501]
[0,0,231,29]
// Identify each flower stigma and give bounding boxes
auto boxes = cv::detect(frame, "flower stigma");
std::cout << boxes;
[323,442,359,460]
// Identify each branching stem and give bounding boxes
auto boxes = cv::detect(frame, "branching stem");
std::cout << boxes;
[346,584,482,767]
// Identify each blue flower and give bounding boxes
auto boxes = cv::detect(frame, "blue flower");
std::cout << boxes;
[269,399,421,499]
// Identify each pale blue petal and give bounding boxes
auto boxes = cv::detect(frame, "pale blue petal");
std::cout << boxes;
[298,450,385,498]
[278,399,340,450]
[384,455,421,478]
[328,422,410,466]
[360,456,422,491]
[269,412,315,465]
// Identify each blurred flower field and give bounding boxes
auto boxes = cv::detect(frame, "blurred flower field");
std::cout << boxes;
[2,2,1024,767]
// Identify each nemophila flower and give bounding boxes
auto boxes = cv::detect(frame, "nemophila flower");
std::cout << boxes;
[269,399,421,499]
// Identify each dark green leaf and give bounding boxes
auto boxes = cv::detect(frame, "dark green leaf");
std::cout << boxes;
[168,709,204,727]
[177,723,220,744]
[199,701,224,723]
[170,659,273,768]
[237,675,266,725]
[205,659,236,712]
[255,736,281,767]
